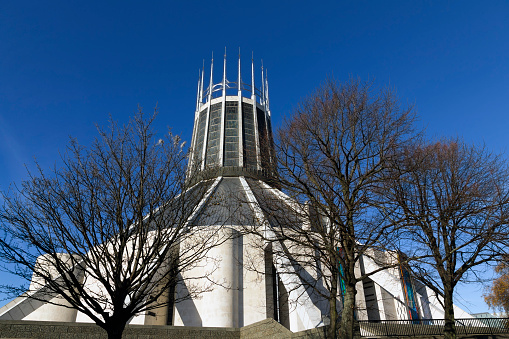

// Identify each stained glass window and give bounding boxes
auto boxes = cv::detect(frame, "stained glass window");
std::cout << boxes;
[242,103,257,169]
[193,107,208,166]
[224,101,239,166]
[205,103,222,166]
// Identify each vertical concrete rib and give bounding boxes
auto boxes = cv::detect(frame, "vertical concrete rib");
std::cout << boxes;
[238,50,244,167]
[219,49,227,166]
[201,55,214,170]
[251,57,262,170]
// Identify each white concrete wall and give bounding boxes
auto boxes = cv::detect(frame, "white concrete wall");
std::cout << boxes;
[173,225,269,328]
[175,226,236,327]
[23,296,78,322]
[0,253,83,323]
[241,232,268,326]
[0,295,77,322]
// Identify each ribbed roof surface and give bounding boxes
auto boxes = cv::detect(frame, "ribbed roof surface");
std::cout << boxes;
[191,177,258,226]
[245,178,306,230]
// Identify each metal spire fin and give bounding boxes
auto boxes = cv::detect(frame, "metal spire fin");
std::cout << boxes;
[199,61,204,105]
[265,69,270,112]
[208,53,214,102]
[251,53,255,102]
[195,69,201,111]
[261,60,265,106]
[222,48,227,97]
[238,48,242,96]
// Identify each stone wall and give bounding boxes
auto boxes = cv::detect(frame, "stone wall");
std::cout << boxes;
[1,319,508,339]
[0,320,239,339]
[239,318,291,339]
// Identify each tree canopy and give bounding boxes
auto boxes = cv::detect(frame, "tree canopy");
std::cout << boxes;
[0,110,222,339]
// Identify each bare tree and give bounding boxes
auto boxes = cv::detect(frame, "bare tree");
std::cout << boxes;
[0,110,223,339]
[384,140,509,339]
[241,78,416,339]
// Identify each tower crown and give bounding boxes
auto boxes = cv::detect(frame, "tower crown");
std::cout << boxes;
[187,51,275,183]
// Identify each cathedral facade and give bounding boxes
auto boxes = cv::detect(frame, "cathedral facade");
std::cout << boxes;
[0,53,473,332]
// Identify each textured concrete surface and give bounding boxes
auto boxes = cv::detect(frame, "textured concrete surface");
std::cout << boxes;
[1,318,508,338]
[0,318,301,339]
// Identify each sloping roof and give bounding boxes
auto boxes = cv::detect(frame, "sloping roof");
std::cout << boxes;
[191,177,258,226]
[244,178,306,230]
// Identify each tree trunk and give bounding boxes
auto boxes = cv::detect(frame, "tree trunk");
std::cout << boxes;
[443,287,456,339]
[328,274,339,339]
[338,283,356,339]
[106,328,124,339]
[329,297,338,339]
[105,320,127,339]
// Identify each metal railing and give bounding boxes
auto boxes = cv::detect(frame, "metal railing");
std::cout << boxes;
[358,318,509,337]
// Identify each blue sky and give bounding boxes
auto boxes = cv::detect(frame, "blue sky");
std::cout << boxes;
[1,1,508,314]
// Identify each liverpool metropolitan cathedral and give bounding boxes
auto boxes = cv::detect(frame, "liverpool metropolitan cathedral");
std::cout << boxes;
[0,53,473,332]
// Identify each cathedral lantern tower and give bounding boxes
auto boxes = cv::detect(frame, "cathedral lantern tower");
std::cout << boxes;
[187,51,275,183]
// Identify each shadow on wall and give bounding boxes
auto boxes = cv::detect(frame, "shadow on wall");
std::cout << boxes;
[175,273,203,327]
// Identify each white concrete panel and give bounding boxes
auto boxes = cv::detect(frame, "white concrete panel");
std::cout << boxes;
[175,226,237,327]
[23,297,77,322]
[242,233,268,326]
